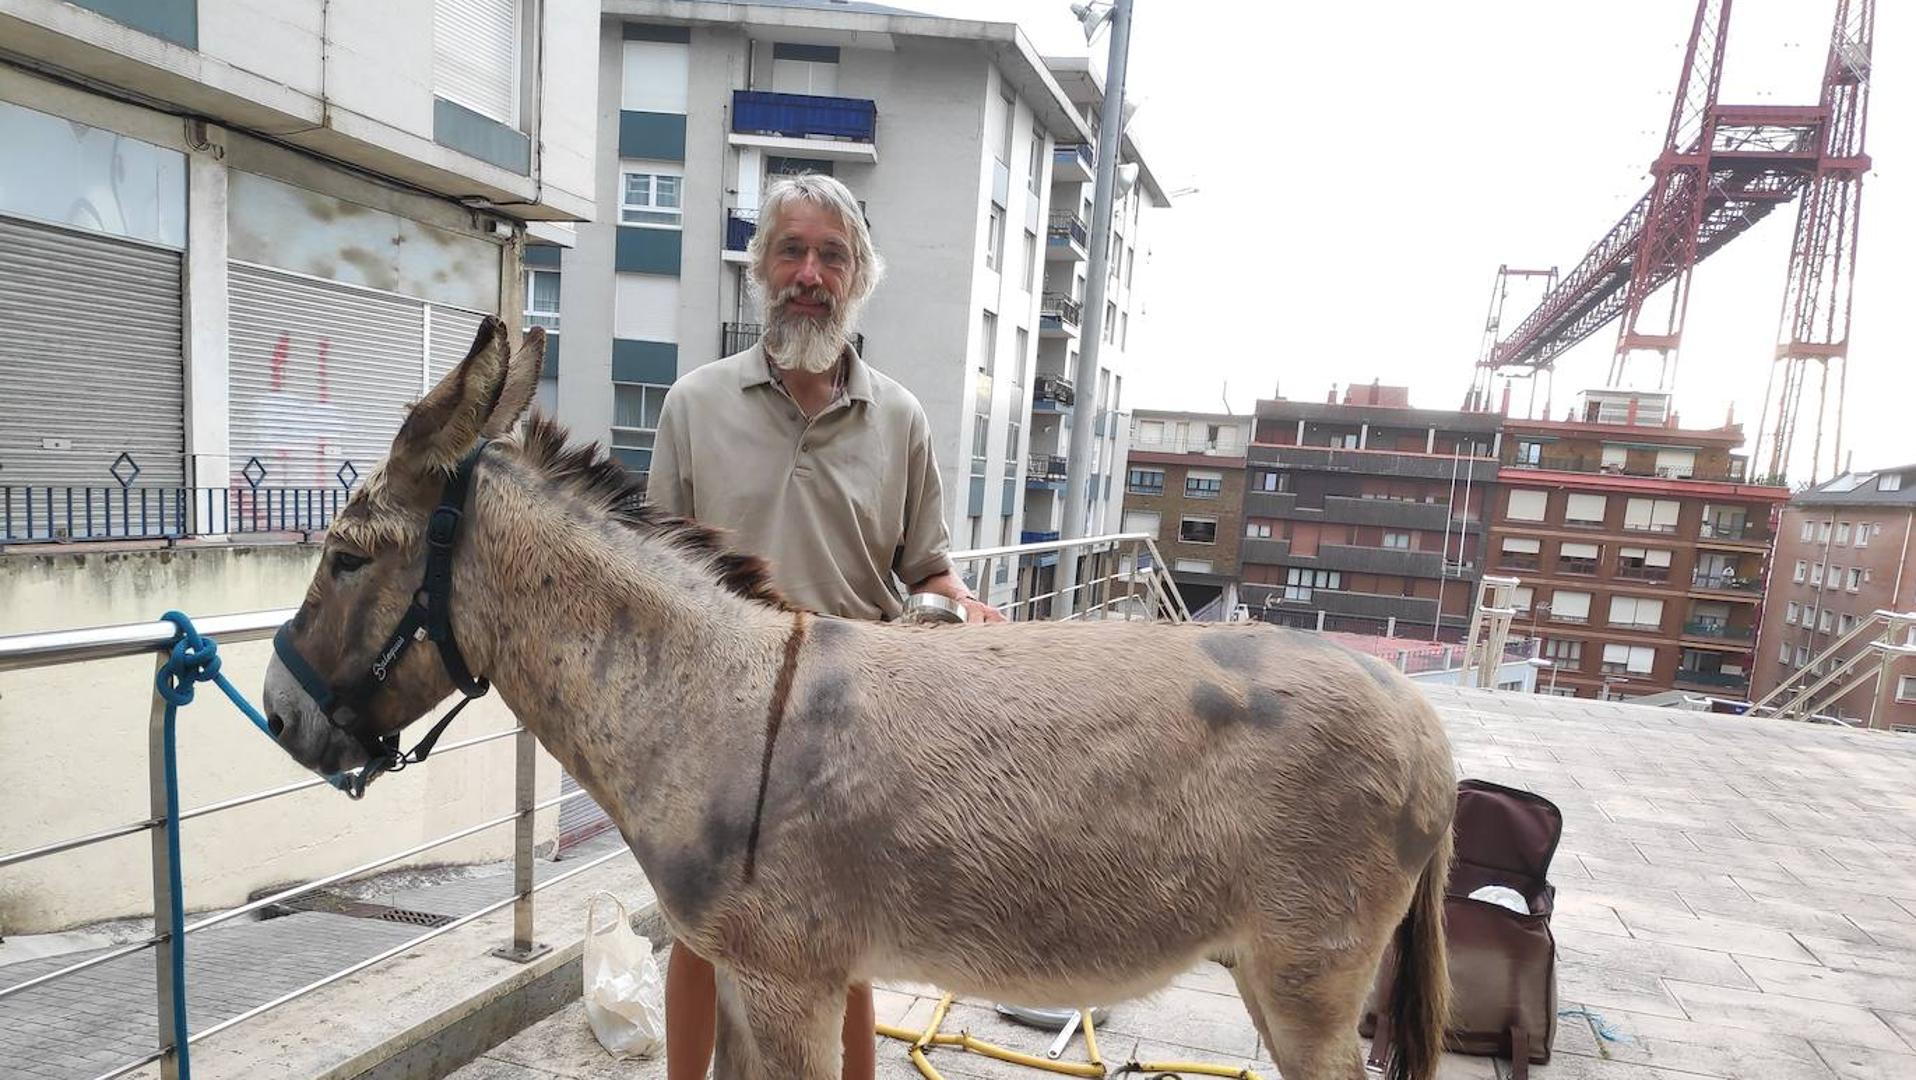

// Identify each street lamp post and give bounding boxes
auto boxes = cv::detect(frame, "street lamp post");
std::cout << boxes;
[1056,0,1132,616]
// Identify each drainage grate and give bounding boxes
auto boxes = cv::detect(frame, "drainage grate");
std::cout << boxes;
[269,893,455,928]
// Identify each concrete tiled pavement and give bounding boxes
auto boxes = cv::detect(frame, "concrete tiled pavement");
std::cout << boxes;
[452,687,1916,1079]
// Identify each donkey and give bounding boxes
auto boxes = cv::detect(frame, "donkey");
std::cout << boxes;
[262,319,1457,1080]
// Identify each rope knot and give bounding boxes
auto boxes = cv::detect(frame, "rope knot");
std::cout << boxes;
[157,610,223,706]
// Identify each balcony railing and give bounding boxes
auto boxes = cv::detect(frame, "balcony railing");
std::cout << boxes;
[1047,210,1088,247]
[725,207,758,252]
[1498,553,1542,571]
[1691,570,1762,592]
[722,322,864,359]
[1505,456,1757,485]
[1699,521,1768,543]
[732,89,877,142]
[1027,454,1069,482]
[1033,372,1075,406]
[5,481,353,544]
[1615,565,1672,583]
[1053,143,1094,175]
[1675,669,1750,688]
[1683,620,1755,641]
[1040,293,1083,327]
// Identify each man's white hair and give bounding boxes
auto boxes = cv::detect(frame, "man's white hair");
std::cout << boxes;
[746,174,886,305]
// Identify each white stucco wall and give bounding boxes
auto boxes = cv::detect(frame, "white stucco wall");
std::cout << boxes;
[0,545,559,935]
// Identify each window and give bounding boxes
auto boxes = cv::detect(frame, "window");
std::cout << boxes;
[1800,520,1817,542]
[1856,523,1872,548]
[1819,609,1834,633]
[1253,471,1283,493]
[1122,509,1161,535]
[1794,559,1809,583]
[771,42,841,94]
[1565,493,1607,526]
[1540,638,1582,665]
[1103,300,1117,344]
[767,155,834,178]
[1284,568,1342,602]
[1836,522,1852,545]
[1174,558,1214,574]
[1127,468,1164,496]
[1383,531,1412,550]
[1600,444,1628,470]
[1506,489,1547,522]
[1839,613,1856,634]
[1879,473,1903,492]
[1797,644,1811,665]
[1898,675,1916,702]
[622,38,690,113]
[1624,498,1681,533]
[1617,546,1672,580]
[1180,517,1219,545]
[1549,591,1592,624]
[979,310,998,378]
[1558,541,1601,575]
[985,205,1005,270]
[1246,520,1274,539]
[620,168,683,227]
[998,91,1015,164]
[1827,564,1843,588]
[524,268,560,332]
[1012,329,1028,390]
[1027,135,1044,193]
[1185,471,1223,499]
[1608,595,1665,631]
[971,410,989,474]
[1125,247,1135,288]
[1602,643,1657,675]
[1514,440,1544,466]
[1818,521,1833,542]
[1781,641,1794,665]
[1787,602,1800,625]
[611,382,669,469]
[437,0,523,126]
[1512,585,1535,613]
[1500,536,1542,568]
[1211,424,1239,451]
[1813,563,1825,586]
[1848,567,1864,592]
[1021,230,1037,291]
[1120,311,1129,350]
[1654,448,1696,478]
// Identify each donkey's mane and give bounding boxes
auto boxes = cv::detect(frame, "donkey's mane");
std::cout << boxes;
[512,413,791,611]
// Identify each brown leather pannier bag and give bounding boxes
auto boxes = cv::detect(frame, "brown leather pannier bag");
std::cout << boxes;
[1363,779,1562,1078]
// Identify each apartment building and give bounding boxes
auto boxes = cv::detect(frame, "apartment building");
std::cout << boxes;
[1238,384,1500,638]
[549,1,1168,553]
[1118,410,1254,614]
[0,0,594,530]
[1488,389,1790,700]
[1751,464,1916,729]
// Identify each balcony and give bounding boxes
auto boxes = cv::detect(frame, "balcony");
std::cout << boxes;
[1296,543,1444,578]
[1240,536,1292,565]
[1020,530,1060,544]
[1039,293,1083,338]
[723,207,757,263]
[1032,373,1075,412]
[721,322,863,358]
[1053,142,1094,183]
[1046,210,1089,261]
[1683,619,1755,642]
[1247,443,1498,484]
[1690,569,1764,599]
[1615,565,1672,584]
[1674,668,1751,691]
[1496,553,1542,572]
[1698,520,1773,548]
[729,90,878,162]
[1504,456,1754,486]
[1026,454,1069,486]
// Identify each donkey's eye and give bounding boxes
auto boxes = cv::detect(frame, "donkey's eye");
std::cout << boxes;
[330,551,371,577]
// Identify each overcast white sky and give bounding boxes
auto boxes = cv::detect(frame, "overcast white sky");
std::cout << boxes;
[913,0,1912,477]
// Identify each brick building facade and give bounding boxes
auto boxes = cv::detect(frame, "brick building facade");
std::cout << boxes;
[1121,410,1253,614]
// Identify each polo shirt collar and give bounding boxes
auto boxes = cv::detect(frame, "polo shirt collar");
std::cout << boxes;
[739,341,875,405]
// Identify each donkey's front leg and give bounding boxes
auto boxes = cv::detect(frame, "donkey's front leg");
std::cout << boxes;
[729,969,847,1080]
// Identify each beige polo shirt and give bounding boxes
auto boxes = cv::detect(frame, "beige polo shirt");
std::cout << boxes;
[646,344,955,621]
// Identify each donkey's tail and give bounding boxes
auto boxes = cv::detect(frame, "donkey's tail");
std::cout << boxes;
[1386,827,1452,1080]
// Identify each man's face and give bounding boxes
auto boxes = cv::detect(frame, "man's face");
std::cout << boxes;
[765,201,855,322]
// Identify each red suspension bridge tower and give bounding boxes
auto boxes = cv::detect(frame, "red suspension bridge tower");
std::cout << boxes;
[1468,0,1875,486]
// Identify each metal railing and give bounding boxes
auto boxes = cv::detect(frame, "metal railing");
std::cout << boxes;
[1683,619,1755,641]
[1699,520,1769,543]
[1047,210,1088,247]
[948,532,1191,624]
[1040,293,1083,327]
[1053,143,1094,173]
[1691,569,1761,592]
[1251,606,1474,646]
[732,89,878,142]
[3,485,352,544]
[725,206,758,252]
[0,612,623,1080]
[1504,457,1754,485]
[1032,372,1075,406]
[1026,454,1068,482]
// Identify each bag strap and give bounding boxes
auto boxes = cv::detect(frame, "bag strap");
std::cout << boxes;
[586,891,628,935]
[1508,1024,1528,1080]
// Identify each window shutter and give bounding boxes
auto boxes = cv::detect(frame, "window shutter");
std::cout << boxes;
[1645,549,1673,568]
[1507,489,1547,521]
[435,0,521,126]
[1566,493,1607,522]
[1560,542,1600,560]
[1502,537,1542,554]
[1624,499,1654,529]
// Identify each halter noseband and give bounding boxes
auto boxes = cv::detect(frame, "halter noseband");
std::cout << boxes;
[273,441,492,798]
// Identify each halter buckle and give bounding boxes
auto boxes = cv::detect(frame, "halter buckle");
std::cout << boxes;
[427,506,462,548]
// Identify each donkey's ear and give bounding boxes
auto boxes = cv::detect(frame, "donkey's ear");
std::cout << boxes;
[390,317,510,482]
[481,326,545,438]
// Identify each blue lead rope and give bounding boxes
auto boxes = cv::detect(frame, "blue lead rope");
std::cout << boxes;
[150,611,361,1078]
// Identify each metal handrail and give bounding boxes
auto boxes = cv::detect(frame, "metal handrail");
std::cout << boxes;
[0,607,580,1080]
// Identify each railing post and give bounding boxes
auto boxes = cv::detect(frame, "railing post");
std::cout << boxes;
[1315,610,1327,633]
[492,728,550,963]
[1386,615,1397,638]
[147,650,186,1080]
[977,556,994,611]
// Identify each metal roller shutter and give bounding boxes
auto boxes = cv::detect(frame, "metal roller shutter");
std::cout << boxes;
[434,0,520,125]
[0,216,184,489]
[427,305,489,385]
[229,263,425,490]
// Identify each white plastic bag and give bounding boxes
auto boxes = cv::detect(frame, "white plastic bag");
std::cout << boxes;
[583,891,665,1059]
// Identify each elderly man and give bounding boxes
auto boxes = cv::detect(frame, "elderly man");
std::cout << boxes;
[647,174,1002,1079]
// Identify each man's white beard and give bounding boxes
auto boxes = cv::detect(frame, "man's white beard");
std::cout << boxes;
[761,284,856,374]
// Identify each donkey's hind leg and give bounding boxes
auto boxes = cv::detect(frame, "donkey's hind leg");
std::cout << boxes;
[728,970,846,1080]
[1233,949,1372,1080]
